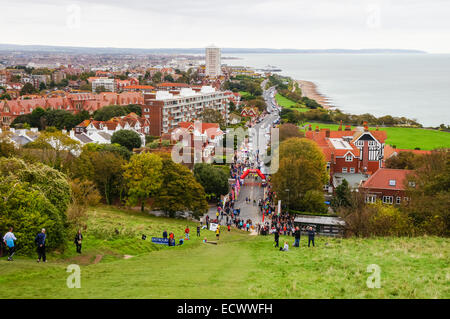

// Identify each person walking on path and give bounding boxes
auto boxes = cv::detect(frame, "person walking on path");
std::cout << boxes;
[35,228,47,263]
[197,225,201,237]
[274,228,279,248]
[185,226,190,240]
[308,226,315,247]
[3,227,17,261]
[294,227,301,247]
[74,229,83,254]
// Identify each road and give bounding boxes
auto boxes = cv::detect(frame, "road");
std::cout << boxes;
[206,79,280,225]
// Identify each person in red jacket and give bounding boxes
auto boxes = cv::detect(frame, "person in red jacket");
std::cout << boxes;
[185,226,190,240]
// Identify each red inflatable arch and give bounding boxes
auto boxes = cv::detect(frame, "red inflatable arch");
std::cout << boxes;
[240,169,266,180]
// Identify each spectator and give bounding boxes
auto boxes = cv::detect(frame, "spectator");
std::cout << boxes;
[185,226,190,240]
[294,226,301,247]
[197,225,201,237]
[274,228,279,248]
[163,230,168,239]
[74,229,83,254]
[35,228,47,263]
[308,226,315,247]
[280,241,289,251]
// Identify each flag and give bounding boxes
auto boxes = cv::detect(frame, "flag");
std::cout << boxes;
[262,213,265,223]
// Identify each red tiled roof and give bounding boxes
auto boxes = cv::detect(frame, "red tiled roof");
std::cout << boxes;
[362,168,414,191]
[156,83,189,88]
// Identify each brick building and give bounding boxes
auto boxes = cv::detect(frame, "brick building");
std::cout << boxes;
[360,168,414,205]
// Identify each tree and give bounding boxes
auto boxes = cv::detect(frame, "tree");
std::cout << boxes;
[152,71,162,84]
[279,123,305,142]
[39,82,47,91]
[164,74,174,82]
[20,83,35,95]
[403,150,450,236]
[111,130,142,151]
[153,154,208,218]
[72,150,126,205]
[24,129,80,171]
[331,179,352,209]
[300,190,328,213]
[0,158,71,254]
[199,108,225,128]
[271,138,328,211]
[123,152,163,211]
[193,163,229,198]
[385,151,422,169]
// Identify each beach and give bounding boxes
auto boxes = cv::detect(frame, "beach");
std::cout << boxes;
[295,80,332,109]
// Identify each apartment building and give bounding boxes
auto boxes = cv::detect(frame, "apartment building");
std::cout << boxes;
[143,86,229,136]
[92,78,115,92]
[205,46,221,77]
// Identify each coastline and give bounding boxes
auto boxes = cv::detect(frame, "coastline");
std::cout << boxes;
[295,80,333,109]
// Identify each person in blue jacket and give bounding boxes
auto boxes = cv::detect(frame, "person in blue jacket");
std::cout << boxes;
[35,228,47,263]
[3,227,17,261]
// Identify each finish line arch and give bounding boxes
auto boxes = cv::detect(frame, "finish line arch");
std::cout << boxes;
[240,169,266,180]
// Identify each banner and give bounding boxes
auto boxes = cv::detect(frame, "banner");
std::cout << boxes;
[277,200,281,216]
[151,237,169,245]
[209,223,219,232]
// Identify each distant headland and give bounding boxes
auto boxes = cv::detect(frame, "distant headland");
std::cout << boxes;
[0,43,427,54]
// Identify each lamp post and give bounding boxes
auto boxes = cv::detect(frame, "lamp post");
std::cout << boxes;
[285,188,290,214]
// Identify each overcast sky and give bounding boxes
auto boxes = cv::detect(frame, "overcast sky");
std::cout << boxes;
[1,0,449,53]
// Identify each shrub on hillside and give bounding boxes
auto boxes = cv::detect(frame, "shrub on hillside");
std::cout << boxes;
[0,158,71,254]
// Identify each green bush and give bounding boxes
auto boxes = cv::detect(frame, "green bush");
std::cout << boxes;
[0,158,71,254]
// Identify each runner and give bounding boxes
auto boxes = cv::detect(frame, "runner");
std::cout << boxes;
[3,227,16,261]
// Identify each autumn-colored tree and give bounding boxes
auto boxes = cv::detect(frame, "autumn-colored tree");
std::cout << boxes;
[279,123,305,142]
[271,138,328,211]
[199,108,225,129]
[403,150,450,236]
[123,152,163,211]
[153,154,208,218]
[72,150,126,205]
[385,151,423,169]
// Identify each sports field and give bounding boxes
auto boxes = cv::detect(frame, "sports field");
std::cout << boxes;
[0,206,448,299]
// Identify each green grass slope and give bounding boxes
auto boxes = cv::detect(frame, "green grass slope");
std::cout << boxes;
[0,206,448,299]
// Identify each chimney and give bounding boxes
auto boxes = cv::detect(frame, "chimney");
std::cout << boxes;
[315,126,319,132]
[325,129,330,138]
[362,140,369,172]
[338,120,342,131]
[363,121,369,132]
[308,124,312,131]
[376,125,379,131]
[345,125,351,131]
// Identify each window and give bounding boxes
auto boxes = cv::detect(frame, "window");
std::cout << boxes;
[408,181,416,188]
[389,180,396,186]
[366,195,376,203]
[342,167,348,173]
[369,141,376,146]
[350,167,355,173]
[383,196,393,204]
[345,154,353,162]
[396,197,401,204]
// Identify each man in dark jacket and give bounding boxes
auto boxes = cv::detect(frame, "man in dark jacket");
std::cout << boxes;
[274,228,279,248]
[35,228,46,262]
[163,230,168,239]
[308,226,315,247]
[294,227,301,247]
[74,230,83,254]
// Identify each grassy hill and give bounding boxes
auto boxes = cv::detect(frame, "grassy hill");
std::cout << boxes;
[302,122,450,150]
[0,206,448,299]
[275,93,309,112]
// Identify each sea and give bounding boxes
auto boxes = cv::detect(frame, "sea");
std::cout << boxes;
[224,53,450,127]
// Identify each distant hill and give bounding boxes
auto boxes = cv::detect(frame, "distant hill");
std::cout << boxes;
[0,43,427,55]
